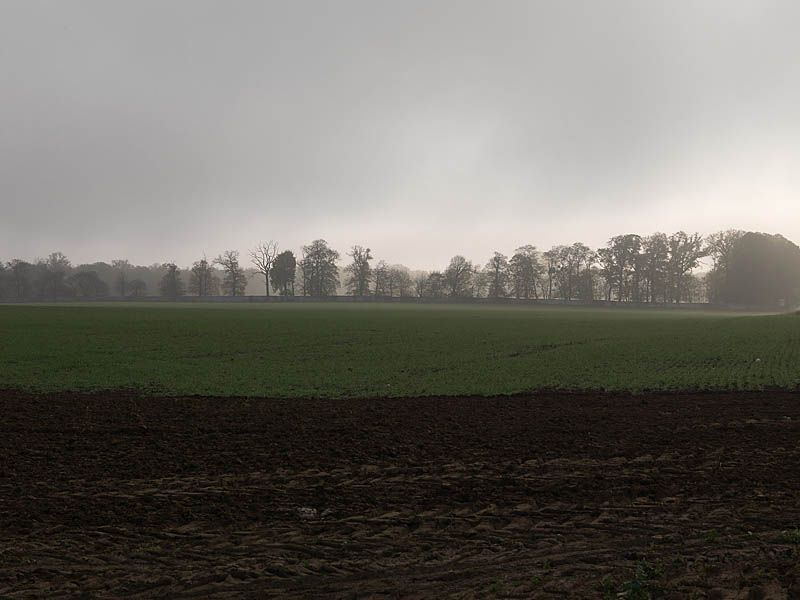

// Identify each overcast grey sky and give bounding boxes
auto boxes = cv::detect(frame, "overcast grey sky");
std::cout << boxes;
[2,1,799,270]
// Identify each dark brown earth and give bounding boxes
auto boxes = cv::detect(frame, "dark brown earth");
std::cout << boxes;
[1,391,800,599]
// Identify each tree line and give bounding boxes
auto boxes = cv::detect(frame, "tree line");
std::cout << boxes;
[1,230,798,306]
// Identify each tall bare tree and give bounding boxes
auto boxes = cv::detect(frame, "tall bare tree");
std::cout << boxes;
[562,243,596,301]
[391,266,413,297]
[112,259,131,297]
[425,271,446,298]
[250,241,278,296]
[189,257,219,296]
[667,231,706,303]
[486,252,509,298]
[413,272,428,297]
[41,251,71,299]
[509,246,543,299]
[597,235,642,302]
[373,260,389,296]
[8,259,33,299]
[443,255,474,298]
[641,233,669,302]
[344,245,373,296]
[159,263,185,298]
[215,250,248,296]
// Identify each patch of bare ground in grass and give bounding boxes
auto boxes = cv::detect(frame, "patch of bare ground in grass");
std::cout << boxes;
[2,390,800,598]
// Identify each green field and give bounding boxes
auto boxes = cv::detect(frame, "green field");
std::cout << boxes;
[0,303,798,397]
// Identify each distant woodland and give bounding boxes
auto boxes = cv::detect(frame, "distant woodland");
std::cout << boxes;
[2,230,799,307]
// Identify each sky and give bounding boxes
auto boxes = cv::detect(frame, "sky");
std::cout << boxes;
[2,0,799,271]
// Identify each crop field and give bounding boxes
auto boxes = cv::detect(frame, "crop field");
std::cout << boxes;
[0,303,798,397]
[3,304,800,597]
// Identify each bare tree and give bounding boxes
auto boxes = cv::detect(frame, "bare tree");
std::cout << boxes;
[485,252,509,298]
[562,243,596,301]
[68,271,108,298]
[41,251,71,299]
[215,250,248,296]
[112,259,131,297]
[470,268,489,298]
[413,272,428,297]
[189,257,219,296]
[667,231,706,303]
[159,263,185,298]
[641,233,669,302]
[373,260,389,296]
[129,279,147,297]
[706,229,745,270]
[443,255,474,297]
[509,246,543,299]
[8,259,33,299]
[391,266,413,297]
[597,235,641,302]
[250,241,278,296]
[425,271,446,298]
[344,245,373,296]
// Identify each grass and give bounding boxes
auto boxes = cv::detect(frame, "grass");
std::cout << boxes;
[0,302,798,398]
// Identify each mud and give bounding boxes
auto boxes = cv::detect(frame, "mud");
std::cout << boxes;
[2,391,799,598]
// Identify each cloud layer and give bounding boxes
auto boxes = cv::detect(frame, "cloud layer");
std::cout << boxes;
[2,1,799,269]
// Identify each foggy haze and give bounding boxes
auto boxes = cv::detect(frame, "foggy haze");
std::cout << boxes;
[2,0,799,270]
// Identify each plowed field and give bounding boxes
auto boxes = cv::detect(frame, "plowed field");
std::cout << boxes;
[2,391,800,598]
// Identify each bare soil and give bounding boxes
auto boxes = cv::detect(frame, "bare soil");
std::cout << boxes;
[2,391,800,598]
